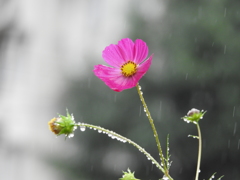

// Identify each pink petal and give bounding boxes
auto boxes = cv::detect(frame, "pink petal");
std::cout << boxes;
[117,38,134,62]
[93,65,126,92]
[110,75,140,92]
[133,39,149,64]
[115,76,140,91]
[102,44,126,68]
[93,64,138,92]
[94,64,121,78]
[135,54,153,79]
[102,38,135,68]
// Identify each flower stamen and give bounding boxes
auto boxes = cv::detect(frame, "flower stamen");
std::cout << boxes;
[121,61,137,77]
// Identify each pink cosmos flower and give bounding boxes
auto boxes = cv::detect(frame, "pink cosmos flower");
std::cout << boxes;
[93,38,153,92]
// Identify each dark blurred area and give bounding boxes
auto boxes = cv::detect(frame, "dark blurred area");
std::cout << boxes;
[1,0,239,180]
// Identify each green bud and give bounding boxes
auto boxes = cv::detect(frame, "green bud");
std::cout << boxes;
[182,108,206,124]
[48,110,76,138]
[119,169,140,180]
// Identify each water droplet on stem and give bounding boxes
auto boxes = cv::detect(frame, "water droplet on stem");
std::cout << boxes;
[80,126,86,131]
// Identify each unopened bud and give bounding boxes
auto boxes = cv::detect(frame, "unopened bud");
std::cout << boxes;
[182,108,206,124]
[48,110,76,138]
[187,108,200,116]
[119,169,140,180]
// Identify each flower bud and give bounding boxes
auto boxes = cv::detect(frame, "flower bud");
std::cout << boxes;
[119,169,140,180]
[182,108,206,124]
[48,110,76,138]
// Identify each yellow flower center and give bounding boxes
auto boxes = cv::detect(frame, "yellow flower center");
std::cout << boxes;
[121,61,137,77]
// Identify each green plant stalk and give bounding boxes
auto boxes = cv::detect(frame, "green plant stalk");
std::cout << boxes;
[76,123,165,173]
[195,123,202,180]
[136,83,172,180]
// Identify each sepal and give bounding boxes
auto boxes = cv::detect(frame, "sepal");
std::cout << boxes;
[119,169,140,180]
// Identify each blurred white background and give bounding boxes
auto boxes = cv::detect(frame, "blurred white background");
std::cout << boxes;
[0,0,150,179]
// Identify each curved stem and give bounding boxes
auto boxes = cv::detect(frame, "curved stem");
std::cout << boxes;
[195,123,202,180]
[76,122,165,173]
[136,83,172,180]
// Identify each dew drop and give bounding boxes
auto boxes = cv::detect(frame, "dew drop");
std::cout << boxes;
[117,137,125,142]
[98,130,102,133]
[162,175,169,180]
[80,126,86,132]
[210,175,215,180]
[122,139,126,143]
[68,133,74,138]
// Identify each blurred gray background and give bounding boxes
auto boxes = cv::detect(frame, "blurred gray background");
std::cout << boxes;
[0,0,239,180]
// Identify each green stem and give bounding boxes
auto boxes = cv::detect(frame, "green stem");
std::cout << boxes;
[76,123,165,173]
[195,123,202,180]
[136,83,172,180]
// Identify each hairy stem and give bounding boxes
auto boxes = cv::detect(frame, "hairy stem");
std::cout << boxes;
[136,83,172,180]
[195,123,202,180]
[76,122,165,173]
